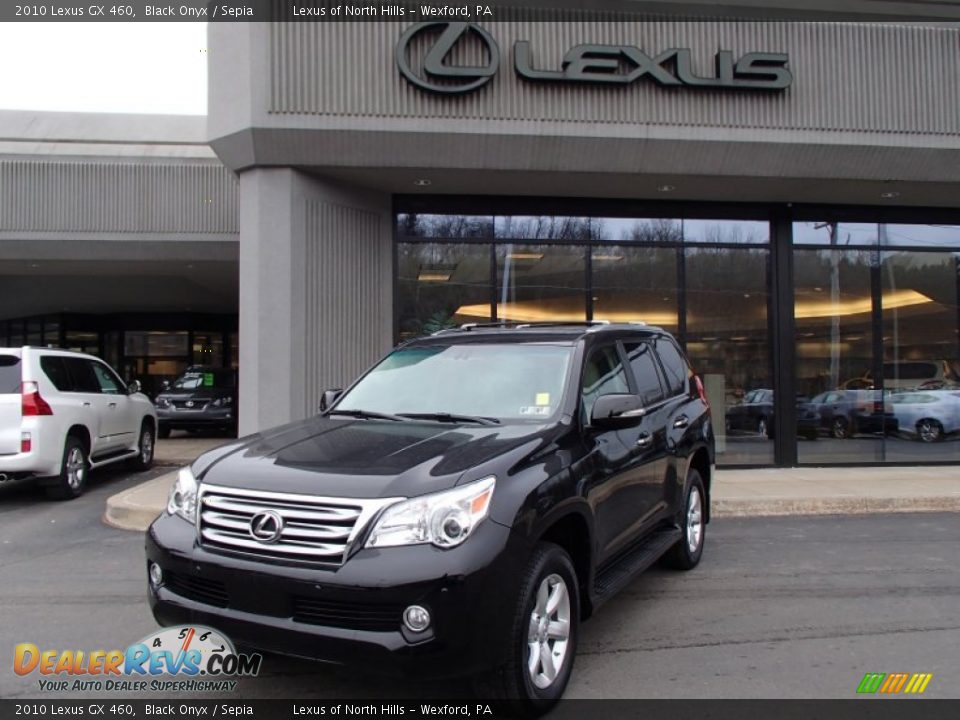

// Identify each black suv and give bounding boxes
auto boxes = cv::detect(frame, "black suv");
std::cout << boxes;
[146,322,714,712]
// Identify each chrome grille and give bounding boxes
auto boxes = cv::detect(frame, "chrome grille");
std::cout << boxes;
[198,485,401,565]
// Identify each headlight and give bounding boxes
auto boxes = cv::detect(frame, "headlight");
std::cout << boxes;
[156,398,171,409]
[211,397,233,408]
[366,477,495,550]
[166,467,199,523]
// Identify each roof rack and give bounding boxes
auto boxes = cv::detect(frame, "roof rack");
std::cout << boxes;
[431,321,614,336]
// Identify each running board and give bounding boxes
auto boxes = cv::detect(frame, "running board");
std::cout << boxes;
[592,527,682,606]
[90,449,138,468]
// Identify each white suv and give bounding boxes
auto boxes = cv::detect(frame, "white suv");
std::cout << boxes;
[0,347,157,499]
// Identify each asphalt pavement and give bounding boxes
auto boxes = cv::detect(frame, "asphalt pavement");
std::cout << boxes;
[2,464,959,701]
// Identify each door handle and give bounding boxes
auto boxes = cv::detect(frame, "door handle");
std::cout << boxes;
[673,415,689,429]
[82,402,92,407]
[108,402,117,408]
[636,433,653,448]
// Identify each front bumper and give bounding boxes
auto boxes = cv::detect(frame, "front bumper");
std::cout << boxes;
[146,512,524,678]
[157,407,234,428]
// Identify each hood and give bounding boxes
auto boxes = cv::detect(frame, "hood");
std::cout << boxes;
[197,415,562,499]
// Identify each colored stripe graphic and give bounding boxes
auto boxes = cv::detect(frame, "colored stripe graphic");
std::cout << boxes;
[858,672,932,695]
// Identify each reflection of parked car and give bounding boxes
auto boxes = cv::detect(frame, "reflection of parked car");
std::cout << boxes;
[807,390,898,439]
[889,391,960,443]
[0,347,156,499]
[154,367,237,438]
[841,360,960,391]
[725,389,819,440]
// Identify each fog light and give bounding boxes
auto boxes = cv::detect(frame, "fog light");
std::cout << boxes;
[403,605,431,633]
[148,562,163,588]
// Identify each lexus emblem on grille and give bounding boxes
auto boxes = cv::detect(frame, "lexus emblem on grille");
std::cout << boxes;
[249,510,284,544]
[186,401,194,408]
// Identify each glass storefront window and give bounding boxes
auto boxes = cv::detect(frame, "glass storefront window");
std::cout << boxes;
[64,331,100,356]
[591,246,678,328]
[593,218,682,244]
[124,331,189,357]
[793,222,878,246]
[397,243,493,340]
[881,251,960,461]
[685,247,773,465]
[880,224,960,248]
[683,219,769,245]
[494,216,592,241]
[396,214,492,239]
[27,319,42,347]
[43,318,60,348]
[193,332,224,367]
[794,247,882,462]
[496,244,587,323]
[230,332,239,369]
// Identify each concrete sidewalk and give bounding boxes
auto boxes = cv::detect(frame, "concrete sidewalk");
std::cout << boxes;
[103,462,960,532]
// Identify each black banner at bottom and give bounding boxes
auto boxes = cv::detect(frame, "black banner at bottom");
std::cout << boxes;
[2,700,959,720]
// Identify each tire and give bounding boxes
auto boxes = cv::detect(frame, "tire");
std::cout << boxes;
[830,417,850,440]
[158,425,171,440]
[46,436,89,500]
[661,469,706,571]
[478,543,579,715]
[917,419,943,443]
[129,422,155,471]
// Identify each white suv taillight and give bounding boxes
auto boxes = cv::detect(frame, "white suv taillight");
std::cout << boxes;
[21,432,32,453]
[21,382,54,416]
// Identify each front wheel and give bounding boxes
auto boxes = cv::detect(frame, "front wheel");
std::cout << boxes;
[479,543,579,715]
[831,417,850,440]
[662,469,706,570]
[917,419,943,443]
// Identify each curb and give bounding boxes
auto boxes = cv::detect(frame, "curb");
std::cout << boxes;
[103,471,176,532]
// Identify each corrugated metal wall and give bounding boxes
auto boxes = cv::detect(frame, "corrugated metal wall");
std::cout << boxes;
[303,198,389,416]
[269,19,960,136]
[0,160,239,234]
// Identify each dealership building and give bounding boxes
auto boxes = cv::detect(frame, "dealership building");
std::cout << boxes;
[2,1,960,468]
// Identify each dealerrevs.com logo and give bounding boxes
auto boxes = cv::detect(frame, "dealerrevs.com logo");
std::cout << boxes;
[14,626,262,693]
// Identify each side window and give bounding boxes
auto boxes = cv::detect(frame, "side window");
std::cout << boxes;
[623,342,665,407]
[40,356,73,392]
[91,362,124,395]
[0,355,21,393]
[63,358,101,394]
[655,338,688,397]
[581,344,630,422]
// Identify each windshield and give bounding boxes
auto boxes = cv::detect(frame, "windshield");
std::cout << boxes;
[170,369,235,391]
[336,343,573,422]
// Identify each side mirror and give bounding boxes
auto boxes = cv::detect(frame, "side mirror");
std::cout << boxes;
[320,388,343,412]
[590,394,646,430]
[127,380,142,395]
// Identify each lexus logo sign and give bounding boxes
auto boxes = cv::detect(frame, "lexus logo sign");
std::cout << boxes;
[396,22,792,95]
[249,510,284,545]
[396,22,500,94]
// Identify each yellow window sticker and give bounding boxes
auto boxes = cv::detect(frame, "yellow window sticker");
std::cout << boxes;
[535,393,551,406]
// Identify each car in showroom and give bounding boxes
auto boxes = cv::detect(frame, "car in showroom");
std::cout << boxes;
[806,389,899,439]
[888,390,960,442]
[146,322,714,712]
[0,347,156,499]
[841,359,960,391]
[154,366,238,438]
[724,388,820,440]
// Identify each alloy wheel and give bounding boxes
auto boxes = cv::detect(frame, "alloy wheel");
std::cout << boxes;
[918,420,942,443]
[686,487,703,554]
[527,573,571,690]
[66,447,86,490]
[141,430,154,464]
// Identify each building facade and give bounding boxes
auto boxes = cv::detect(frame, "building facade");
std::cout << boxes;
[3,5,960,467]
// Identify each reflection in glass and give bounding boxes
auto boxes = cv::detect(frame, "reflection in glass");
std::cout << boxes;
[882,251,960,461]
[593,218,682,243]
[193,332,224,367]
[793,222,877,246]
[880,224,960,248]
[685,247,772,465]
[794,247,882,462]
[592,246,678,328]
[396,214,492,239]
[496,244,586,322]
[397,243,492,340]
[683,220,768,244]
[494,216,592,241]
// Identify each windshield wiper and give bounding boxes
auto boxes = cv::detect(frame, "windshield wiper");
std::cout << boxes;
[327,409,407,422]
[397,412,501,426]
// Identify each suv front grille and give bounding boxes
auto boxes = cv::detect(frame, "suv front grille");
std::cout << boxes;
[197,485,401,565]
[292,597,403,632]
